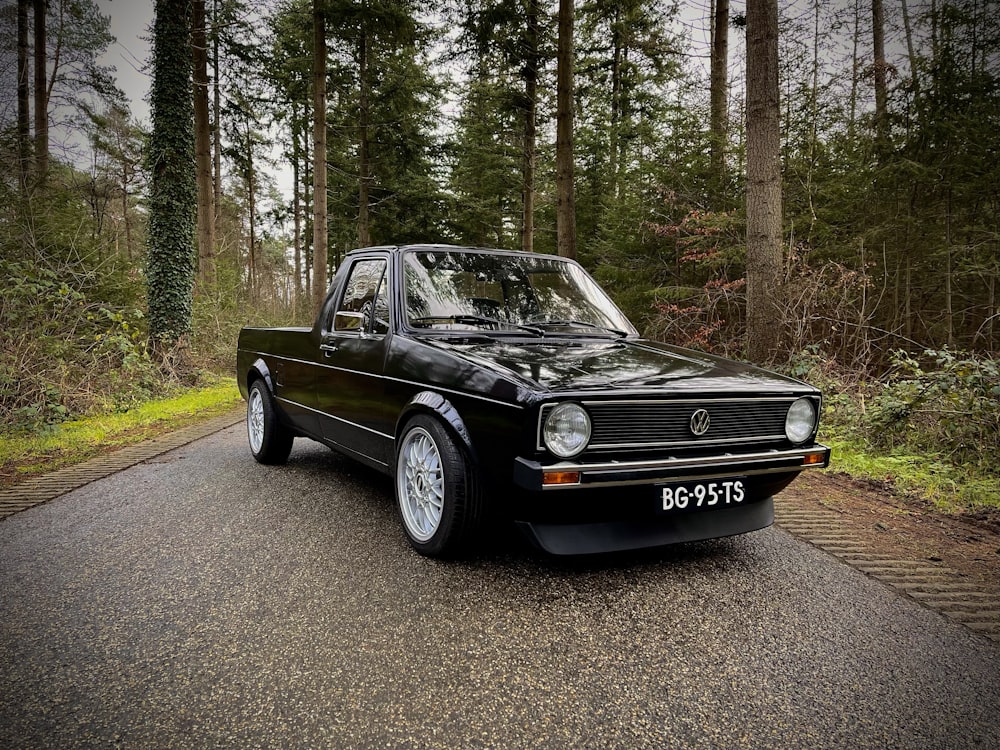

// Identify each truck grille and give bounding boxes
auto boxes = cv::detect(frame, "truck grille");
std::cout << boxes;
[540,397,803,451]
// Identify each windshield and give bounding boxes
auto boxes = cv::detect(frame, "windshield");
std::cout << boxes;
[402,249,636,336]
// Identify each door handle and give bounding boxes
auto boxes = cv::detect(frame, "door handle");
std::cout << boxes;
[319,342,338,357]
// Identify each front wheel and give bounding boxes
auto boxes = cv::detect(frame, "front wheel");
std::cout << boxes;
[395,415,483,557]
[247,379,294,464]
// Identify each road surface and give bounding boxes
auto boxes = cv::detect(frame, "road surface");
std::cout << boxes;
[1,424,998,748]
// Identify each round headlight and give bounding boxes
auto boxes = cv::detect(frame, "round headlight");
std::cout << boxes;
[785,397,817,444]
[543,403,591,458]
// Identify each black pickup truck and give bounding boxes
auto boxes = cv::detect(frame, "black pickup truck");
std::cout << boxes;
[237,243,829,557]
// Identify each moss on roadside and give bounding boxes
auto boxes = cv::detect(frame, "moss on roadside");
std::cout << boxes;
[819,429,1000,514]
[0,378,243,486]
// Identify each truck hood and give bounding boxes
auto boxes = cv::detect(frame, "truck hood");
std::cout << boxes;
[426,337,809,394]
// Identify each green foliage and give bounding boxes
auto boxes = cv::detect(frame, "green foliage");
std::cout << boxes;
[0,255,159,432]
[313,0,448,255]
[788,350,1000,513]
[866,349,1000,471]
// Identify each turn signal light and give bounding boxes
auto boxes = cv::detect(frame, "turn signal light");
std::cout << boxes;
[543,471,581,486]
[802,452,826,466]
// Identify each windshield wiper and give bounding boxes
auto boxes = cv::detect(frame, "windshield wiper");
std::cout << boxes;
[410,315,545,336]
[533,319,628,337]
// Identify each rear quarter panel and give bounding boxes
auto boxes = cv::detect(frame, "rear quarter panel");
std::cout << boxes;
[237,326,319,437]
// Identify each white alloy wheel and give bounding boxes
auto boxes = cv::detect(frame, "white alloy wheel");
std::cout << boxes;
[397,426,446,542]
[246,379,293,464]
[247,387,265,453]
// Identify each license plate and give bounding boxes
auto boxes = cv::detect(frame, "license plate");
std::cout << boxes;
[655,478,746,514]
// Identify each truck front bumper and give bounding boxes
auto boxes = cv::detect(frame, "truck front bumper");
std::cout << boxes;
[512,444,831,491]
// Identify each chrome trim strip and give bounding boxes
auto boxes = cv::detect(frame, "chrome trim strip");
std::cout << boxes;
[323,438,390,469]
[275,396,394,440]
[580,396,804,406]
[242,349,521,409]
[588,435,786,450]
[532,446,829,490]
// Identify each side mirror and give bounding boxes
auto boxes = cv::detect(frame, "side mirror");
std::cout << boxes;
[333,310,366,333]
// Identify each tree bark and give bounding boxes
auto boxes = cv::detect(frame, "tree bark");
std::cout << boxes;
[900,0,920,100]
[520,0,539,253]
[709,0,730,189]
[212,0,222,223]
[555,0,577,259]
[17,0,30,193]
[609,5,622,199]
[849,0,860,140]
[192,0,216,291]
[357,24,371,248]
[872,0,888,148]
[312,0,328,313]
[945,187,954,347]
[303,116,312,297]
[246,125,257,302]
[33,0,48,182]
[987,265,996,350]
[745,0,783,364]
[292,109,302,318]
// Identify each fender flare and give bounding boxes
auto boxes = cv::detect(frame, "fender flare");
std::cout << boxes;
[397,391,478,467]
[247,358,275,394]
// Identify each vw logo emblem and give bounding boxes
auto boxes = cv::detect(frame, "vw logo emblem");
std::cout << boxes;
[690,408,711,436]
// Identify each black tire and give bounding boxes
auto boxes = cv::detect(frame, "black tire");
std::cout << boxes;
[395,415,484,557]
[246,379,294,465]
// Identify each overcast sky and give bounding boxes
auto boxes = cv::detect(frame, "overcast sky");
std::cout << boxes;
[98,0,155,124]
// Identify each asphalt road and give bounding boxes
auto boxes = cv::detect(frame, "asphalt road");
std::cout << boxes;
[1,425,998,749]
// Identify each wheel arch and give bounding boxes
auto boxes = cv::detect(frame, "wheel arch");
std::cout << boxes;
[246,358,274,395]
[396,391,478,468]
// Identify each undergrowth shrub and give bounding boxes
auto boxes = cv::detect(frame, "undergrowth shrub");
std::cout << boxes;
[0,258,161,431]
[865,349,1000,472]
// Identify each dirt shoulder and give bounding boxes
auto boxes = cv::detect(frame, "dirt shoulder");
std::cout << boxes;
[780,471,1000,597]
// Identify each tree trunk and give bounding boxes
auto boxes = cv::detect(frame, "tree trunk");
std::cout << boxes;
[900,0,920,100]
[609,6,621,199]
[849,0,860,140]
[33,0,48,182]
[555,0,577,259]
[709,0,730,190]
[745,0,783,364]
[17,0,30,193]
[148,0,197,352]
[945,187,954,347]
[292,110,302,318]
[192,0,216,291]
[304,116,312,297]
[520,0,539,253]
[872,0,888,148]
[904,252,912,341]
[312,0,328,313]
[357,24,371,248]
[246,126,257,302]
[987,265,996,350]
[806,0,820,236]
[212,0,222,223]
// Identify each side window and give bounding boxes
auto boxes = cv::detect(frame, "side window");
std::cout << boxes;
[331,259,388,334]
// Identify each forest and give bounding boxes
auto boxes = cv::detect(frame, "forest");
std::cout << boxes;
[1,0,998,509]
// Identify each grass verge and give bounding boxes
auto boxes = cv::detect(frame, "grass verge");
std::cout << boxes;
[820,429,1000,516]
[0,378,244,488]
